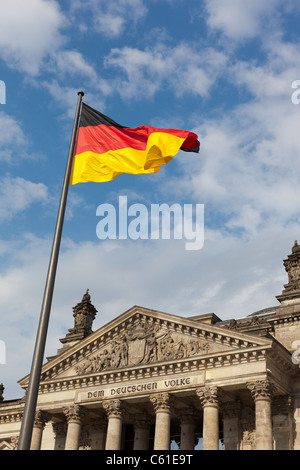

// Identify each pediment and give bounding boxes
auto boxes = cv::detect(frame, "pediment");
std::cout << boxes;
[0,440,15,450]
[19,306,273,387]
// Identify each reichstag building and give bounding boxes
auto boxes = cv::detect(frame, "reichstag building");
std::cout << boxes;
[1,242,300,450]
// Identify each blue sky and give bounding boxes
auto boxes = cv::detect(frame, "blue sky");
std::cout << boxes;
[1,0,300,399]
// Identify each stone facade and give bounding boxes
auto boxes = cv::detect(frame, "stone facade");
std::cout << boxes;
[1,243,300,450]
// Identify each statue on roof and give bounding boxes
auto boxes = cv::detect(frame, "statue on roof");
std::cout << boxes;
[60,289,98,345]
[277,241,300,305]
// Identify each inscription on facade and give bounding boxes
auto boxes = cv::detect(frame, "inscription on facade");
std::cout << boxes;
[76,373,204,403]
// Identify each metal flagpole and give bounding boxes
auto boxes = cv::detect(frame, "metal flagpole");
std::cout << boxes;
[17,91,84,450]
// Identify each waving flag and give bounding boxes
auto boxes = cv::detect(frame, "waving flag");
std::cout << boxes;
[70,102,200,184]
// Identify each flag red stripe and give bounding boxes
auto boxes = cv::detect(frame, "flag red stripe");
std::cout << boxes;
[74,124,198,156]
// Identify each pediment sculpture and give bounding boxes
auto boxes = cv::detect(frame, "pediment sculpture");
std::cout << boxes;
[75,319,210,375]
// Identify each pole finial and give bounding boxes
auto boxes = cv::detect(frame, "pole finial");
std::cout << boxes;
[78,90,84,97]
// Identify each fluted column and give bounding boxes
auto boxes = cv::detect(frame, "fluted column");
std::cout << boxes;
[197,386,221,450]
[30,410,49,450]
[150,393,172,450]
[63,405,86,450]
[133,415,152,450]
[247,380,274,450]
[179,409,197,450]
[222,401,241,450]
[103,399,124,450]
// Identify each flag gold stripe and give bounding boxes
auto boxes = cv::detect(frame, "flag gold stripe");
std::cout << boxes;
[70,132,185,184]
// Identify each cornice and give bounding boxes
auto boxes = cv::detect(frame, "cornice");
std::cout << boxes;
[0,402,24,423]
[223,309,300,334]
[270,311,300,325]
[37,344,271,395]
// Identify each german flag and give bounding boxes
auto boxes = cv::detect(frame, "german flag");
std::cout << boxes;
[70,102,200,184]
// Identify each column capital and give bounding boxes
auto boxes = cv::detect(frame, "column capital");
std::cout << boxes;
[33,410,50,429]
[150,392,173,414]
[52,421,67,437]
[196,386,221,408]
[102,399,124,419]
[63,404,87,424]
[247,379,275,401]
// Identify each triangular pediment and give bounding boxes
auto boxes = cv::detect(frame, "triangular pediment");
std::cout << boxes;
[0,440,15,450]
[19,306,273,388]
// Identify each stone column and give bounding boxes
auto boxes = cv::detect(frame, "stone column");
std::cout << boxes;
[179,409,197,450]
[30,410,49,450]
[52,422,67,450]
[150,393,172,450]
[272,395,293,450]
[222,401,241,450]
[247,380,274,450]
[293,394,300,449]
[197,386,221,450]
[79,425,92,449]
[63,405,86,450]
[240,406,256,450]
[90,421,107,450]
[133,415,152,450]
[103,399,124,450]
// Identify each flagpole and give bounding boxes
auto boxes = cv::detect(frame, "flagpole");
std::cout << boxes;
[17,91,84,450]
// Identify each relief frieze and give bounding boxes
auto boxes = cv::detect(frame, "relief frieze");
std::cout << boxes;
[75,319,211,376]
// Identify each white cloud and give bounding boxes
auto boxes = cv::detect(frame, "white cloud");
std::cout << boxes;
[0,111,29,163]
[174,95,300,234]
[232,36,300,102]
[226,205,263,235]
[45,50,112,105]
[160,28,300,237]
[104,43,227,99]
[204,0,281,40]
[0,176,49,221]
[39,80,107,120]
[95,13,126,37]
[0,0,66,75]
[52,50,98,81]
[76,0,148,37]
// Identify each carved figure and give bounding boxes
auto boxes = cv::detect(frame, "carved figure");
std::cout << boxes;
[76,319,211,376]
